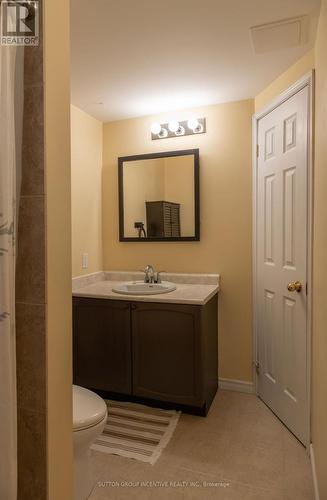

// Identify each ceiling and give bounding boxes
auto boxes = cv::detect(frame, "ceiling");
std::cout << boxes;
[70,0,320,122]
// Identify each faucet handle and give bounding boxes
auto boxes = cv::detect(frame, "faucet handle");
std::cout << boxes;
[155,271,166,284]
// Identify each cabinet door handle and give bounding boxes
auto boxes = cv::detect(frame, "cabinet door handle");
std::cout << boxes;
[131,303,137,310]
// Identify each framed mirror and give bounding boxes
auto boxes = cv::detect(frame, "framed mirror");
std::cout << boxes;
[118,149,200,241]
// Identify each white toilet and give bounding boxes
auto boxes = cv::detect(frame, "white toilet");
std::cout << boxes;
[73,385,108,500]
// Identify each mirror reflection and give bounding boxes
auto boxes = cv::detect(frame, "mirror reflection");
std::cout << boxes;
[119,150,199,241]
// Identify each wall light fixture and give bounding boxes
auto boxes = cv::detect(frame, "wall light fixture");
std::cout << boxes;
[151,117,206,140]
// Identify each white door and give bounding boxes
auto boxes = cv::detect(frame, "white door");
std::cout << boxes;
[256,86,309,444]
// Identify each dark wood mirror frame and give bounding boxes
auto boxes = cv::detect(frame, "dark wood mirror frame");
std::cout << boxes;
[118,149,200,242]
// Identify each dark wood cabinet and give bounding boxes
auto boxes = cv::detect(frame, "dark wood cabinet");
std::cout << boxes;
[73,298,132,394]
[73,294,218,415]
[146,201,181,238]
[131,302,202,406]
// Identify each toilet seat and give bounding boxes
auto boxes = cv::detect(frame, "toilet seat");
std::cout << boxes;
[73,385,107,431]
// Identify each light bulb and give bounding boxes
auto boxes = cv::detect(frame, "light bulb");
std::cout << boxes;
[168,120,180,133]
[187,118,200,130]
[151,122,162,135]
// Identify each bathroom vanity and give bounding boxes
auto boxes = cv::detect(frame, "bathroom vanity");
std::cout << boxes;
[72,272,219,416]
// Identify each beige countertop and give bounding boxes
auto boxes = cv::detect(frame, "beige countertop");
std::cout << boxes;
[72,271,220,306]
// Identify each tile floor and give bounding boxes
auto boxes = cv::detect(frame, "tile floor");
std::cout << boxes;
[89,391,314,499]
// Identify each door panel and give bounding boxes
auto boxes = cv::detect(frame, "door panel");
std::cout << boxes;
[283,296,297,400]
[283,167,296,268]
[257,87,308,444]
[264,174,275,265]
[263,290,276,384]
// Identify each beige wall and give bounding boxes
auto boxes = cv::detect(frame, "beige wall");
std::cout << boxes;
[103,100,254,382]
[164,156,195,236]
[71,105,103,277]
[44,0,73,498]
[123,158,165,237]
[312,0,327,496]
[255,50,315,112]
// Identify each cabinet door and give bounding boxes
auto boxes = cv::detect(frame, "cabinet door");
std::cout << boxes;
[131,302,202,405]
[73,298,131,394]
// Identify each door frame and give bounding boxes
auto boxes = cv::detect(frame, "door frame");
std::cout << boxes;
[252,71,314,448]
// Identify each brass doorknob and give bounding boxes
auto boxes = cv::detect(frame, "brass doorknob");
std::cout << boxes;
[287,281,302,293]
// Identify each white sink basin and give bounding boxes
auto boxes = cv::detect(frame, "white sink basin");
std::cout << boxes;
[112,281,176,296]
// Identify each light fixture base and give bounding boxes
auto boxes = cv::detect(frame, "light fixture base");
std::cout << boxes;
[151,118,206,140]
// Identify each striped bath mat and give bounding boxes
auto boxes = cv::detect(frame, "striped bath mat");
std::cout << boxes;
[91,400,181,465]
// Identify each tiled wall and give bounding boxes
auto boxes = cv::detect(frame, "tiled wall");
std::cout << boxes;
[15,2,47,497]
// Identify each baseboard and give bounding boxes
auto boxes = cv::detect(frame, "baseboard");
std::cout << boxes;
[310,444,320,500]
[219,378,255,394]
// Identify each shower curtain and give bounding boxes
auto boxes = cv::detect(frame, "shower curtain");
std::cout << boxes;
[0,39,22,499]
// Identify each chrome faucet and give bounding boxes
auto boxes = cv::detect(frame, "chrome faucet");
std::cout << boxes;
[143,265,155,283]
[142,265,166,284]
